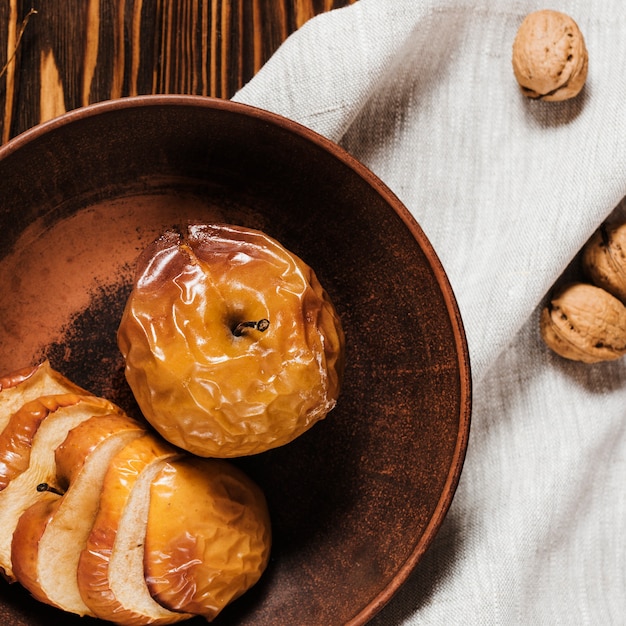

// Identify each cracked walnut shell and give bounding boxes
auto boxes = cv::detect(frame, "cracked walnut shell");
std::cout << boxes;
[540,282,626,363]
[512,10,588,101]
[582,221,626,304]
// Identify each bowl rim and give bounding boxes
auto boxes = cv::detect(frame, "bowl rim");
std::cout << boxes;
[0,94,472,625]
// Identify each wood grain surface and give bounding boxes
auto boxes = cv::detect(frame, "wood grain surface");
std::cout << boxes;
[0,0,356,144]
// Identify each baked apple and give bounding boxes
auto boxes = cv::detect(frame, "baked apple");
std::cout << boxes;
[118,223,345,457]
[0,393,122,580]
[144,456,272,619]
[77,432,271,625]
[11,413,146,617]
[0,360,87,435]
[0,362,272,624]
[76,433,190,625]
[0,393,84,490]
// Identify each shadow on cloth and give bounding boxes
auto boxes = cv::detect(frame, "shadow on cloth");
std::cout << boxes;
[520,83,589,128]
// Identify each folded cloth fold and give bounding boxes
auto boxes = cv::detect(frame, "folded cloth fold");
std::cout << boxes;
[235,0,626,623]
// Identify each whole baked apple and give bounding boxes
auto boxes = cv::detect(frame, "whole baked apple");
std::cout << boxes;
[118,223,345,457]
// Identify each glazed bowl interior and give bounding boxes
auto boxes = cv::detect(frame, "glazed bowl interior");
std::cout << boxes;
[0,96,470,626]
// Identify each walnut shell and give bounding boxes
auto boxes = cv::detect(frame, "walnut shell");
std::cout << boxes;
[582,222,626,304]
[512,10,588,101]
[540,282,626,363]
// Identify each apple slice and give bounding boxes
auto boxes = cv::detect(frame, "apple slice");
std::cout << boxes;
[11,413,147,616]
[77,433,191,625]
[0,394,122,581]
[0,360,87,434]
[0,393,83,490]
[144,456,271,620]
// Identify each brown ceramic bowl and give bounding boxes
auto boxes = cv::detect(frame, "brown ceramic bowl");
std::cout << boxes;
[0,96,470,626]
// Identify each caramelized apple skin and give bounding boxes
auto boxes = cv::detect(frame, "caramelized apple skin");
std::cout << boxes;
[145,457,271,620]
[118,224,345,457]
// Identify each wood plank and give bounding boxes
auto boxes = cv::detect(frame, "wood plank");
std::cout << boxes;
[0,0,357,144]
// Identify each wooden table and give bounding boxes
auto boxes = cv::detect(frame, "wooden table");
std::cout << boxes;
[0,0,356,145]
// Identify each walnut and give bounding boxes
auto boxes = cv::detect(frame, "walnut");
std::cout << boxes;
[512,9,588,101]
[540,282,626,363]
[582,222,626,303]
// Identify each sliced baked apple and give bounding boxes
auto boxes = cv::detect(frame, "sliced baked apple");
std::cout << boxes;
[0,394,121,580]
[0,393,83,490]
[11,413,146,616]
[77,433,190,625]
[0,360,87,434]
[145,456,272,620]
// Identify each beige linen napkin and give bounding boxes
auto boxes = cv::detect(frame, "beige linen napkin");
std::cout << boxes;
[235,0,626,623]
